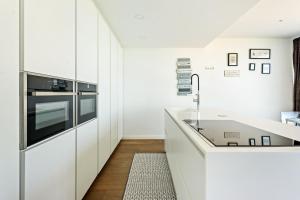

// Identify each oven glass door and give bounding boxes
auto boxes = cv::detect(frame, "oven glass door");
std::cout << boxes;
[78,95,97,125]
[27,95,74,147]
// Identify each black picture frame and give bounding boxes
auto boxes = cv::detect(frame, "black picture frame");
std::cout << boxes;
[261,136,271,146]
[261,63,271,74]
[249,63,256,71]
[227,142,238,146]
[228,53,238,66]
[249,49,271,59]
[249,138,256,146]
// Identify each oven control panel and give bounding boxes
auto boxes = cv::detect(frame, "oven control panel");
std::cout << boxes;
[27,75,73,92]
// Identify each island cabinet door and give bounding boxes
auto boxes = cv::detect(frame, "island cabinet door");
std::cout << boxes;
[164,112,206,200]
[165,115,190,200]
[23,0,75,79]
[23,130,76,200]
[76,120,98,200]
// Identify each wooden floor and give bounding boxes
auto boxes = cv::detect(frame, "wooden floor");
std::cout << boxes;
[83,139,165,200]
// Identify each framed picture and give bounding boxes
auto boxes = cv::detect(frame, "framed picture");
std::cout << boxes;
[249,49,271,59]
[261,136,271,146]
[227,142,238,146]
[261,63,271,74]
[249,63,255,71]
[249,138,256,146]
[228,53,238,66]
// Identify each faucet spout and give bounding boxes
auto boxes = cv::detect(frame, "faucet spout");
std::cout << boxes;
[191,74,200,112]
[191,74,199,91]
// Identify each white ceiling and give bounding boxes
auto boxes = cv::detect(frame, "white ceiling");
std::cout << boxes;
[95,0,260,48]
[221,0,300,38]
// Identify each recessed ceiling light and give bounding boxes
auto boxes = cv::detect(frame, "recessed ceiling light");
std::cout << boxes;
[134,14,144,20]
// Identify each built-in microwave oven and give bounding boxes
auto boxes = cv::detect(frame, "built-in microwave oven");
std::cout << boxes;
[77,82,97,125]
[20,73,75,150]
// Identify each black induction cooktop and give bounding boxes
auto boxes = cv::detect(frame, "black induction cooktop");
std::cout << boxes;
[183,119,300,147]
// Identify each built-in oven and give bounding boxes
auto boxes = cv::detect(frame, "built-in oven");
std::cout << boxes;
[77,82,97,125]
[20,73,75,150]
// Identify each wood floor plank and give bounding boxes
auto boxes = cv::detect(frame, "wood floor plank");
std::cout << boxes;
[83,139,165,200]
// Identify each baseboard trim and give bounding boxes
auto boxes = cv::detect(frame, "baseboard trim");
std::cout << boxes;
[122,135,165,140]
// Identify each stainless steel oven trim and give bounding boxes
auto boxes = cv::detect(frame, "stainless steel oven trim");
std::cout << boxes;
[20,72,27,150]
[78,92,98,96]
[29,91,76,96]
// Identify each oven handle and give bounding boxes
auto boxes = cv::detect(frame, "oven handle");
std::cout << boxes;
[78,92,98,96]
[29,91,76,96]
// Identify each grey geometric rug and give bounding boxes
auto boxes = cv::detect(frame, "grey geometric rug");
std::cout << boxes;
[123,153,177,200]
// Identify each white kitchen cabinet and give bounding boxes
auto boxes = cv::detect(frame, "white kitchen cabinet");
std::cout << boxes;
[97,11,124,171]
[23,0,75,79]
[76,120,98,200]
[23,130,76,200]
[165,111,206,200]
[76,0,98,83]
[117,43,124,142]
[110,32,123,152]
[110,33,119,152]
[0,0,19,199]
[165,113,192,200]
[97,13,112,172]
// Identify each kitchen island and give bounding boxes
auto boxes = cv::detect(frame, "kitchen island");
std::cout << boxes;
[164,108,300,200]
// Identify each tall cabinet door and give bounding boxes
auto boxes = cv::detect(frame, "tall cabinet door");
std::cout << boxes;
[97,13,111,172]
[117,44,124,142]
[110,33,119,152]
[76,120,98,200]
[23,0,75,79]
[76,0,98,83]
[0,0,19,199]
[24,130,76,200]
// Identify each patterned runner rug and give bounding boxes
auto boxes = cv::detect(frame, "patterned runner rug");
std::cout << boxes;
[123,153,177,200]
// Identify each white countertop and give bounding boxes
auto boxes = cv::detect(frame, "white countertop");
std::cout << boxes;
[165,107,300,154]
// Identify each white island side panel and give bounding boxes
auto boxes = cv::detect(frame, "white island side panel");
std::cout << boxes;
[165,112,206,200]
[206,152,300,200]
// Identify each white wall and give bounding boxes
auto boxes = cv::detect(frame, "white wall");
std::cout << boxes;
[123,38,294,138]
[0,0,19,199]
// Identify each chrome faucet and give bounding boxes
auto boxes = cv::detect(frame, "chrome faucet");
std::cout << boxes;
[191,74,200,111]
